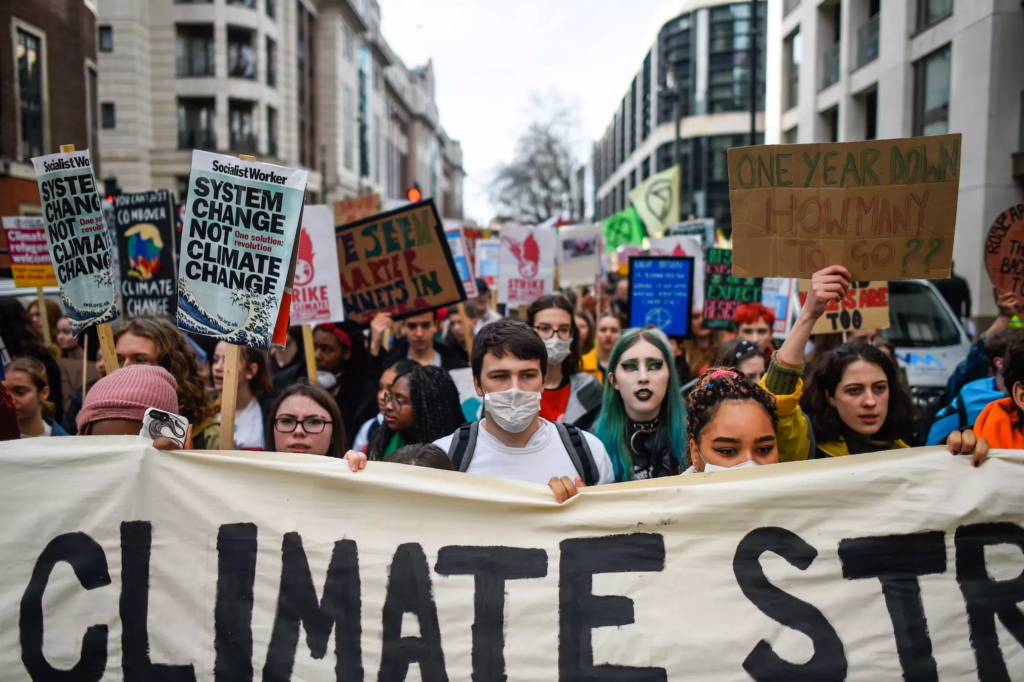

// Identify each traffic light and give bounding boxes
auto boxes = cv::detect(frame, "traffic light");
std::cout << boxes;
[103,177,122,203]
[406,184,421,203]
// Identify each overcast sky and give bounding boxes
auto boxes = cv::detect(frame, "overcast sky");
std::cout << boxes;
[378,0,666,225]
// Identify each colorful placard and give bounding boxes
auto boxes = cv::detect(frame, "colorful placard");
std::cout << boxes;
[336,199,465,325]
[176,151,308,350]
[557,224,601,288]
[290,205,345,324]
[798,280,891,334]
[703,248,763,331]
[114,190,177,318]
[498,226,556,306]
[30,149,118,335]
[444,223,478,298]
[629,256,695,337]
[334,194,381,227]
[2,216,57,288]
[985,203,1024,295]
[728,135,961,280]
[475,239,500,288]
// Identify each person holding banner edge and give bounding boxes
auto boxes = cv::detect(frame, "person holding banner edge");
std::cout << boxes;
[763,265,988,464]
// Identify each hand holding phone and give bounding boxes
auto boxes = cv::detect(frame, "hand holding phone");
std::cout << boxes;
[140,408,190,447]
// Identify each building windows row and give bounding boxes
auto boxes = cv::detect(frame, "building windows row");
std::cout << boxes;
[227,26,256,79]
[16,28,44,162]
[707,3,765,114]
[172,0,277,16]
[175,97,278,154]
[914,45,950,137]
[173,24,276,85]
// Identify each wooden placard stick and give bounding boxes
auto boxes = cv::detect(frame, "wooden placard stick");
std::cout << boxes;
[59,144,118,374]
[36,287,51,346]
[457,303,473,356]
[302,325,318,383]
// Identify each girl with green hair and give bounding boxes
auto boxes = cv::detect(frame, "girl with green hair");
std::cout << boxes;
[593,327,688,481]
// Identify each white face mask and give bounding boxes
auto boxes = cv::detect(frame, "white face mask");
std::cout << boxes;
[317,371,337,390]
[543,337,572,365]
[702,459,761,472]
[484,388,541,433]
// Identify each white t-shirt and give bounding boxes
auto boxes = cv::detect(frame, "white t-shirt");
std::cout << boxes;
[433,418,615,486]
[225,399,263,450]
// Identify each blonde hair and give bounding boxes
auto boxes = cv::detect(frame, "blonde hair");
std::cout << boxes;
[6,356,55,418]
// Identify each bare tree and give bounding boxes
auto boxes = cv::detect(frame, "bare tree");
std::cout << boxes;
[489,99,579,224]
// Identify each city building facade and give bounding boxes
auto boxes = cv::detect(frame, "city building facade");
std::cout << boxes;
[595,0,766,232]
[765,0,1024,317]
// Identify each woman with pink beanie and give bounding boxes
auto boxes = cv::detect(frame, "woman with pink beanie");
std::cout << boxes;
[78,365,180,436]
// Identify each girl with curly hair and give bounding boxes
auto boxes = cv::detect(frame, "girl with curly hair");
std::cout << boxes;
[367,364,466,461]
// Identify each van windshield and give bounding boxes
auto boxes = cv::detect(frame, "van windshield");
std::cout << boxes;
[878,281,963,348]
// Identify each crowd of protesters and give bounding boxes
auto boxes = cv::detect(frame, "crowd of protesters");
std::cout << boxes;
[2,266,1003,499]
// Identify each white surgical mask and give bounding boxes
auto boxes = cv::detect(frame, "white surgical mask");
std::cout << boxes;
[702,459,761,472]
[544,337,572,365]
[484,388,541,433]
[317,371,338,390]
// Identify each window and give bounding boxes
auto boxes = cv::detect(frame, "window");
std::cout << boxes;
[707,2,766,113]
[87,65,99,154]
[879,281,961,347]
[629,77,637,154]
[229,99,257,152]
[917,0,952,31]
[343,25,354,62]
[266,0,276,19]
[16,28,44,162]
[1019,91,1024,152]
[373,65,381,91]
[822,107,839,142]
[227,26,256,79]
[914,45,951,136]
[175,0,213,3]
[864,89,878,140]
[784,30,801,110]
[266,37,277,87]
[98,25,113,52]
[176,24,215,77]
[641,156,650,180]
[658,13,692,123]
[297,2,316,168]
[359,47,370,177]
[175,176,191,203]
[177,97,216,149]
[101,103,115,129]
[641,51,652,141]
[226,0,255,7]
[267,106,278,157]
[784,126,798,144]
[343,85,354,171]
[374,114,381,183]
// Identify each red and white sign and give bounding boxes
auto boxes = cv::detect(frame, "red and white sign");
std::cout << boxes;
[289,205,345,324]
[498,226,555,306]
[2,216,57,288]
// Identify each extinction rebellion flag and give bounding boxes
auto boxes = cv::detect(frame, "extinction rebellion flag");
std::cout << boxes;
[176,151,308,350]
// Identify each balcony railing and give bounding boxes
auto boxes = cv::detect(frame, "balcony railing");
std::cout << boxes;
[178,129,216,150]
[783,0,800,17]
[856,14,880,70]
[787,64,799,110]
[820,42,840,90]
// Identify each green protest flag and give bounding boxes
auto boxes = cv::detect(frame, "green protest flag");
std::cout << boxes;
[628,165,680,238]
[601,205,645,251]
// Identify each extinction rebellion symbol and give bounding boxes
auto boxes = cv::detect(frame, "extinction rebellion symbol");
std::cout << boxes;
[644,178,673,223]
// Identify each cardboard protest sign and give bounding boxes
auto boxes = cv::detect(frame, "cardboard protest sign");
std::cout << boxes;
[336,199,465,325]
[985,202,1024,295]
[475,238,500,288]
[290,205,345,324]
[176,151,308,350]
[444,222,478,298]
[1,216,57,288]
[728,134,961,280]
[628,165,680,238]
[113,190,177,318]
[30,149,118,334]
[334,193,381,227]
[5,439,1024,680]
[650,235,705,306]
[498,226,556,305]
[704,248,763,331]
[798,279,890,334]
[601,205,645,251]
[557,224,601,288]
[629,256,695,336]
[761,277,795,338]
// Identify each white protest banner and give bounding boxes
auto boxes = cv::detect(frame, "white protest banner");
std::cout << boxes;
[2,439,1023,681]
[761,277,795,339]
[556,224,601,288]
[290,205,345,324]
[176,151,308,350]
[499,226,556,305]
[31,149,118,334]
[444,222,478,298]
[475,238,500,288]
[650,235,705,306]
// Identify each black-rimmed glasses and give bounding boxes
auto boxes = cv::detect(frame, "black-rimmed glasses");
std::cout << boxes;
[274,417,332,434]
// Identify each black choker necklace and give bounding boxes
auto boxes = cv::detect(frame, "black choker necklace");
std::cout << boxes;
[629,418,659,454]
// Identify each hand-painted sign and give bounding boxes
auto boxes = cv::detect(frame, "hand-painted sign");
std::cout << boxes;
[176,151,308,350]
[629,256,695,337]
[728,135,961,280]
[31,149,117,335]
[498,226,556,305]
[985,203,1024,295]
[336,199,465,325]
[703,248,763,331]
[290,205,345,324]
[334,194,381,227]
[2,216,57,288]
[114,190,177,318]
[798,280,891,334]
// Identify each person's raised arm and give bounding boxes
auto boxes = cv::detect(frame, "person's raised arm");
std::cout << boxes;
[776,265,852,370]
[368,312,392,358]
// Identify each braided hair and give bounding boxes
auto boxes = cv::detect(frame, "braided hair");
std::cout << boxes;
[686,368,778,448]
[368,364,466,460]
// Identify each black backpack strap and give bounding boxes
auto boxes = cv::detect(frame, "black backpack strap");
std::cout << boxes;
[556,423,598,486]
[447,422,479,472]
[955,395,968,431]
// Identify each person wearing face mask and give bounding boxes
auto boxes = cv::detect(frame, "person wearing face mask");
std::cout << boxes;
[367,364,466,461]
[764,265,988,462]
[434,319,615,487]
[711,339,767,385]
[581,313,624,385]
[593,328,688,481]
[525,294,603,429]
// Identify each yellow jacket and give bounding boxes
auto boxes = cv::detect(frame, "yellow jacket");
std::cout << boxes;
[581,347,605,385]
[760,359,908,461]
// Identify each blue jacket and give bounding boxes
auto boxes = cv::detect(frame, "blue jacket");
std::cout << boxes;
[927,377,1003,445]
[943,338,988,408]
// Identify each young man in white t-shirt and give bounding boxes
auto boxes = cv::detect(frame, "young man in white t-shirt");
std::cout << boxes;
[433,319,615,497]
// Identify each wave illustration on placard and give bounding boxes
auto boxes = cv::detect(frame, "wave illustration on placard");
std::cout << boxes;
[176,277,276,349]
[60,269,117,335]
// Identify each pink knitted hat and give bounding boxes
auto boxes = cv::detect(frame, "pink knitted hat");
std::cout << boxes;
[78,364,180,431]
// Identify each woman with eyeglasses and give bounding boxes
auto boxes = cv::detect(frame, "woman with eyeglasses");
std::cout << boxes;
[265,381,348,458]
[526,294,603,430]
[366,364,465,461]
